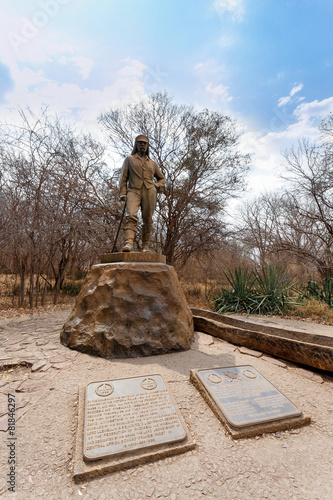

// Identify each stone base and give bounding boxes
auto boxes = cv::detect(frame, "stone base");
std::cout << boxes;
[101,252,166,264]
[73,385,196,482]
[60,262,194,358]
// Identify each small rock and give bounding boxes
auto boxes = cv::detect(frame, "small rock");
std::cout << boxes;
[51,362,72,370]
[238,346,263,357]
[146,487,155,497]
[31,360,47,372]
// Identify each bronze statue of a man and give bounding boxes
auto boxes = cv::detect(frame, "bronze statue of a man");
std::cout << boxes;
[119,135,165,252]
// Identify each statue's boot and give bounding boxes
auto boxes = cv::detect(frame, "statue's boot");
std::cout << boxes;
[122,229,135,252]
[142,228,152,253]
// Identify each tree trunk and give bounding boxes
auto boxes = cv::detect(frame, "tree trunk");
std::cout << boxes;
[41,268,50,306]
[19,262,26,307]
[35,261,41,307]
[29,259,35,309]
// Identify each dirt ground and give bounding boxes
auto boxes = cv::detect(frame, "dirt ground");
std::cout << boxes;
[0,309,332,500]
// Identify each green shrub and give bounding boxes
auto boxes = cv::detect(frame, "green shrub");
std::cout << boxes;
[253,265,299,314]
[212,266,257,314]
[212,265,299,315]
[305,275,332,307]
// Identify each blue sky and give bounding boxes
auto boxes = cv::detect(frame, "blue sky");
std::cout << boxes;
[0,0,333,197]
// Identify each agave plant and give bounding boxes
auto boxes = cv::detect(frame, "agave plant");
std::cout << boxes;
[306,274,333,307]
[322,274,333,307]
[252,265,299,314]
[212,266,257,314]
[212,264,300,315]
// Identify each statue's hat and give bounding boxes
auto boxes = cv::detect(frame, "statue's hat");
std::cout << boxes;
[135,134,149,143]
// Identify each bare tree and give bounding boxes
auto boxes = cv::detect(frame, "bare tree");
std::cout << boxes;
[238,126,333,279]
[99,92,250,267]
[239,194,282,265]
[0,109,118,306]
[281,138,333,277]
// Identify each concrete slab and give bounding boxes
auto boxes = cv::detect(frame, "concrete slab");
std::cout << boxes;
[226,313,333,339]
[192,308,333,371]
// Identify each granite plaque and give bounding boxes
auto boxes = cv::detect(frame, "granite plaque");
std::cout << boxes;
[191,366,309,435]
[84,375,187,460]
[194,366,301,428]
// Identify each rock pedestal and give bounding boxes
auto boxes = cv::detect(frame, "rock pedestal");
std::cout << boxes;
[60,260,193,358]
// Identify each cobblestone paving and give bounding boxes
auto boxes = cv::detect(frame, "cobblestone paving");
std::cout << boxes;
[0,311,332,499]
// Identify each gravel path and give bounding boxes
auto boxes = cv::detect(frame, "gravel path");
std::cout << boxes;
[0,310,332,499]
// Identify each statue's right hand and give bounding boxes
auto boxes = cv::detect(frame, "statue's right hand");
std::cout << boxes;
[120,195,127,202]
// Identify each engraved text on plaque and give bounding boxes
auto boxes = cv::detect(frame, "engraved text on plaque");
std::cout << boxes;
[84,375,186,460]
[196,366,302,428]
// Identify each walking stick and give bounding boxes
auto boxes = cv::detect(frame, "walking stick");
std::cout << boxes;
[111,200,126,253]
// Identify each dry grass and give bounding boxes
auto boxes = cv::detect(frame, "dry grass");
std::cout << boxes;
[288,298,333,325]
[0,273,79,320]
[181,281,215,309]
[0,273,17,295]
[0,295,74,320]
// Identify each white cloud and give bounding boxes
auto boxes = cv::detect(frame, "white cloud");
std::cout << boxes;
[293,97,333,123]
[237,95,333,198]
[0,9,75,65]
[278,82,303,107]
[205,83,233,102]
[290,83,303,96]
[0,7,94,84]
[117,58,146,78]
[194,60,232,103]
[277,95,291,107]
[59,56,94,80]
[0,58,147,134]
[265,96,333,144]
[0,6,149,131]
[214,0,245,20]
[194,60,223,75]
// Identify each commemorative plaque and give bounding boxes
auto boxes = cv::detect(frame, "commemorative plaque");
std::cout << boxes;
[84,375,187,461]
[190,366,310,438]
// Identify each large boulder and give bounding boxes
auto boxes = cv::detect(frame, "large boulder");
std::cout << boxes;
[60,262,194,358]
